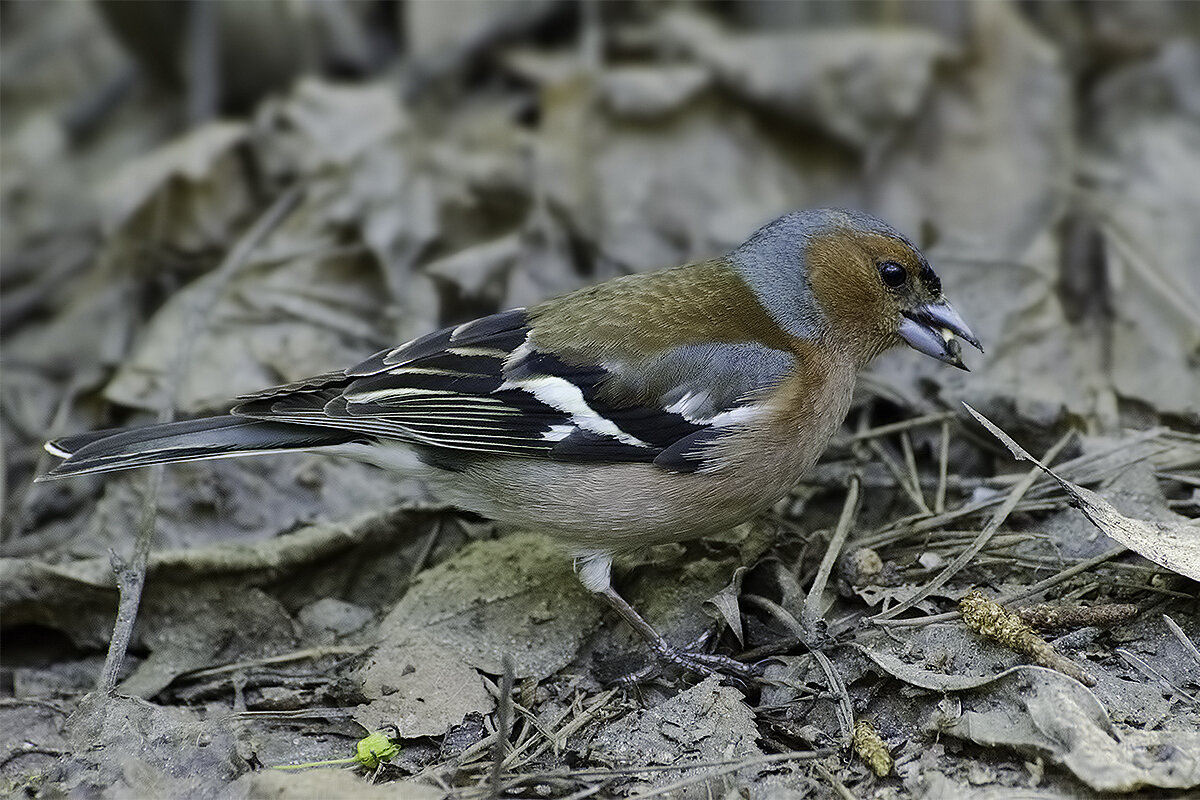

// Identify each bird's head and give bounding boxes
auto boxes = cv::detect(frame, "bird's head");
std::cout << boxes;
[730,209,983,369]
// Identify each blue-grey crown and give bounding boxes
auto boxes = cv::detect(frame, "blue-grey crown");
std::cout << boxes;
[728,209,911,340]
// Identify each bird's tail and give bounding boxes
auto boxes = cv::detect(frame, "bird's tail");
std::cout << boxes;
[40,417,365,480]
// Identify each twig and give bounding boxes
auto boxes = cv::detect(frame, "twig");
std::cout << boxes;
[875,545,1128,630]
[871,430,1074,622]
[935,419,950,513]
[450,749,838,800]
[491,655,515,797]
[421,690,618,785]
[848,410,956,441]
[1163,614,1200,667]
[175,645,365,681]
[477,675,555,764]
[1105,579,1197,600]
[557,784,608,800]
[1116,648,1198,705]
[803,476,860,639]
[96,464,164,694]
[742,594,854,746]
[867,440,927,513]
[900,431,930,514]
[0,744,67,769]
[996,546,1127,606]
[815,763,859,799]
[625,750,836,799]
[503,689,617,770]
[94,186,303,695]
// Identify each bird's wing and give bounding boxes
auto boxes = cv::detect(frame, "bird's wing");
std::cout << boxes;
[232,308,794,472]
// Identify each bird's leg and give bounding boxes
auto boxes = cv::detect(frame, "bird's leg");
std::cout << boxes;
[595,584,758,678]
[575,549,758,679]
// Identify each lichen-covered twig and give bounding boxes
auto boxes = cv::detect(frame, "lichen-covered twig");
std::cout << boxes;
[960,590,1096,686]
[852,720,892,777]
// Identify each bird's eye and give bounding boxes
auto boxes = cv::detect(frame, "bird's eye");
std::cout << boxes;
[878,261,907,288]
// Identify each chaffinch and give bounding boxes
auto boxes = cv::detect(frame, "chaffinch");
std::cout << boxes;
[42,208,981,674]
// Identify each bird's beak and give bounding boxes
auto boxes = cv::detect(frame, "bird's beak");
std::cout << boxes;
[898,299,983,371]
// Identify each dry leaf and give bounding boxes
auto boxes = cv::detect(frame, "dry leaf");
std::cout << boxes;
[965,403,1200,581]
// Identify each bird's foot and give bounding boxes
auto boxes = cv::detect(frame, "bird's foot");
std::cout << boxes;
[651,643,762,680]
[614,630,763,685]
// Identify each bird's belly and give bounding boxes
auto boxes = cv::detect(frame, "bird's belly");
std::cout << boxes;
[437,454,806,552]
[429,362,856,551]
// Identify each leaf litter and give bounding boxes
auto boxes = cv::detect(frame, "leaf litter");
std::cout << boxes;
[2,2,1199,798]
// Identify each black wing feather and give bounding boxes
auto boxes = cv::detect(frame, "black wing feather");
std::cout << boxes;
[229,308,787,470]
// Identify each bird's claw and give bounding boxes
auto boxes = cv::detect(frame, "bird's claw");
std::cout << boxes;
[653,645,763,679]
[613,634,764,685]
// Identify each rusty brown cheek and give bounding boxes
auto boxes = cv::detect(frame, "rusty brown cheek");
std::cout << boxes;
[804,231,915,365]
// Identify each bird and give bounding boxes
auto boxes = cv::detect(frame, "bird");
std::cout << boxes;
[41,208,981,675]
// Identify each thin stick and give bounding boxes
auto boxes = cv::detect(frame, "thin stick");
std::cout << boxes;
[815,763,859,800]
[868,440,927,513]
[451,749,838,800]
[876,539,1126,630]
[803,476,860,636]
[491,655,515,795]
[1163,615,1200,666]
[1116,649,1198,705]
[998,546,1127,606]
[849,411,955,441]
[97,464,164,694]
[743,594,854,746]
[626,750,835,799]
[935,419,950,513]
[900,431,930,514]
[93,187,303,695]
[178,645,364,681]
[503,690,617,770]
[872,430,1074,622]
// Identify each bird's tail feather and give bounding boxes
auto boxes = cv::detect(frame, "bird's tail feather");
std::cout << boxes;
[40,417,366,480]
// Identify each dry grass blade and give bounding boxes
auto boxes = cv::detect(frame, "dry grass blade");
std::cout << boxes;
[502,689,618,770]
[803,475,860,637]
[1163,615,1200,667]
[872,429,1074,622]
[936,419,950,513]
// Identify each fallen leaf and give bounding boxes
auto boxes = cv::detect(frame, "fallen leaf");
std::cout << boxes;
[932,666,1200,792]
[354,636,492,739]
[965,403,1200,581]
[374,531,602,681]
